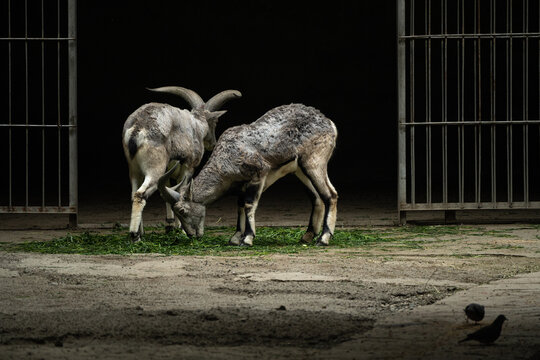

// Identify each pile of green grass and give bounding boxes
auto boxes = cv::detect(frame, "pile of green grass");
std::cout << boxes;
[0,225,515,256]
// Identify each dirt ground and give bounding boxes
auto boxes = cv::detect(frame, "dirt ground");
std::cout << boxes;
[1,222,540,359]
[1,187,540,359]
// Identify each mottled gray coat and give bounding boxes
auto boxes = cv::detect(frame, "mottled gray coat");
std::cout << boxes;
[159,104,338,246]
[122,87,240,241]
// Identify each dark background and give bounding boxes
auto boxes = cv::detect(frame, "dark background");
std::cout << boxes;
[76,1,397,200]
[0,0,397,210]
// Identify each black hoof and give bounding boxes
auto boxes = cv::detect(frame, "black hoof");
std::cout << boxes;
[129,232,141,242]
[300,232,315,244]
[165,225,174,234]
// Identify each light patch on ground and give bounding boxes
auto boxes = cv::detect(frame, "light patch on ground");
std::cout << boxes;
[236,271,348,282]
[0,268,19,278]
[16,255,187,278]
[363,277,473,288]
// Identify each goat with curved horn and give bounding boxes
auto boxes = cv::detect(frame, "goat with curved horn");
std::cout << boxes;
[205,90,242,112]
[122,86,241,241]
[146,86,205,109]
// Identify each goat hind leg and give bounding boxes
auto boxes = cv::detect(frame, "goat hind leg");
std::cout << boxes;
[230,195,246,245]
[301,167,337,246]
[129,177,159,241]
[240,180,265,247]
[295,169,324,243]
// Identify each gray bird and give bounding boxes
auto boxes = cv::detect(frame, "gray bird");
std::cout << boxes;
[459,315,507,344]
[464,303,485,324]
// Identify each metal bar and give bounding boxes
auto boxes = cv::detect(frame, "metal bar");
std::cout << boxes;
[401,201,540,211]
[457,0,462,205]
[442,0,448,203]
[8,0,12,209]
[507,0,513,206]
[399,32,540,39]
[58,0,62,208]
[478,0,483,205]
[460,0,465,204]
[397,0,407,223]
[25,0,29,208]
[523,0,529,206]
[0,124,77,128]
[404,120,540,125]
[474,0,479,204]
[68,0,78,227]
[0,206,76,214]
[490,0,497,204]
[42,0,45,208]
[427,0,432,204]
[0,37,76,41]
[410,0,416,206]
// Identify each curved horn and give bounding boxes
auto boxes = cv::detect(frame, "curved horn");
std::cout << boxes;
[147,86,205,109]
[157,162,181,204]
[205,90,242,111]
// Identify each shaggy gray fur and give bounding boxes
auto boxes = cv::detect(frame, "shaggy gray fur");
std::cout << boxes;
[159,103,338,246]
[122,87,241,241]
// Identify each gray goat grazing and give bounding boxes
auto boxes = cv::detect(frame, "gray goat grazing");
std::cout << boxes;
[122,86,241,241]
[158,104,338,246]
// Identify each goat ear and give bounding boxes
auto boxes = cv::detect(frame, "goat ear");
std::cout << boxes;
[208,110,227,121]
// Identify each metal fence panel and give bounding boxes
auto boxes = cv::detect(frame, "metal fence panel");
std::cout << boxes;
[1,0,78,227]
[397,0,540,223]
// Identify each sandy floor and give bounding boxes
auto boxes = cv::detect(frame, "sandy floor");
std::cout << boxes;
[1,222,539,359]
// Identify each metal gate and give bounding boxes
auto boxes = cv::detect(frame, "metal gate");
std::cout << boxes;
[1,0,78,226]
[397,0,540,223]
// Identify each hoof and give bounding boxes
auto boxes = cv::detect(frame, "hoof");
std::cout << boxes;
[229,232,242,246]
[300,231,315,244]
[241,235,254,247]
[129,232,142,243]
[165,225,175,234]
[315,233,331,246]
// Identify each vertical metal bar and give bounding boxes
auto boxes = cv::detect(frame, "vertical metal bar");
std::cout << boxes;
[8,0,12,209]
[506,0,513,205]
[42,0,46,208]
[57,0,62,207]
[457,0,462,205]
[410,0,416,206]
[473,0,478,203]
[523,0,529,206]
[426,0,432,204]
[490,0,497,204]
[68,0,78,227]
[25,0,29,208]
[460,0,465,204]
[442,0,448,204]
[478,0,483,205]
[397,0,407,223]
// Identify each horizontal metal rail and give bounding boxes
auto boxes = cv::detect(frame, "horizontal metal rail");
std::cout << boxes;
[400,32,540,39]
[0,124,77,128]
[0,37,75,41]
[401,202,540,211]
[404,120,540,126]
[1,206,76,214]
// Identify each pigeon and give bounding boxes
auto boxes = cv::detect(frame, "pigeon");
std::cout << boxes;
[458,315,507,344]
[464,303,485,324]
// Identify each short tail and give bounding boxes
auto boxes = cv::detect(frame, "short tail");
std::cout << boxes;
[128,136,138,158]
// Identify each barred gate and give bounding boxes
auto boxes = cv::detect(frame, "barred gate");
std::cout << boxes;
[397,0,540,223]
[1,0,78,226]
